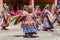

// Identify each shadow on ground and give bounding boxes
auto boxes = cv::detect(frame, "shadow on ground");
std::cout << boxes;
[10,35,39,38]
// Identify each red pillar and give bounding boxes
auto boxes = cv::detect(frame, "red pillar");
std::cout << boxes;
[29,0,34,6]
[52,0,57,6]
[29,0,32,5]
[0,0,3,12]
[51,0,58,13]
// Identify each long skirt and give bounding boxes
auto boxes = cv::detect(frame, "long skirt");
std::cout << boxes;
[23,24,38,35]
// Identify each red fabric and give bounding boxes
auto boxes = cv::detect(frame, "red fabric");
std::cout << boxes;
[25,32,37,36]
[54,7,57,13]
[58,21,60,25]
[43,26,54,30]
[7,9,15,16]
[25,32,37,35]
[1,19,9,27]
[15,10,22,15]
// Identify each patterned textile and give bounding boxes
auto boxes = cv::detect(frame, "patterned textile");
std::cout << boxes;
[23,24,37,33]
[43,20,52,28]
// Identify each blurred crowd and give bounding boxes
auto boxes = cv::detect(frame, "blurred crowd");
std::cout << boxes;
[0,3,60,37]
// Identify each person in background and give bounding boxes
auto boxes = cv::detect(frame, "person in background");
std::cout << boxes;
[42,15,54,31]
[57,12,60,25]
[15,6,22,15]
[37,16,43,31]
[8,7,15,16]
[1,11,9,30]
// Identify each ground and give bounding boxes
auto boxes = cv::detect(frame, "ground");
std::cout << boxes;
[0,21,60,40]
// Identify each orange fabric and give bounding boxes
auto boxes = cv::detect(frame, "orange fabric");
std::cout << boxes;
[25,20,36,24]
[25,21,30,24]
